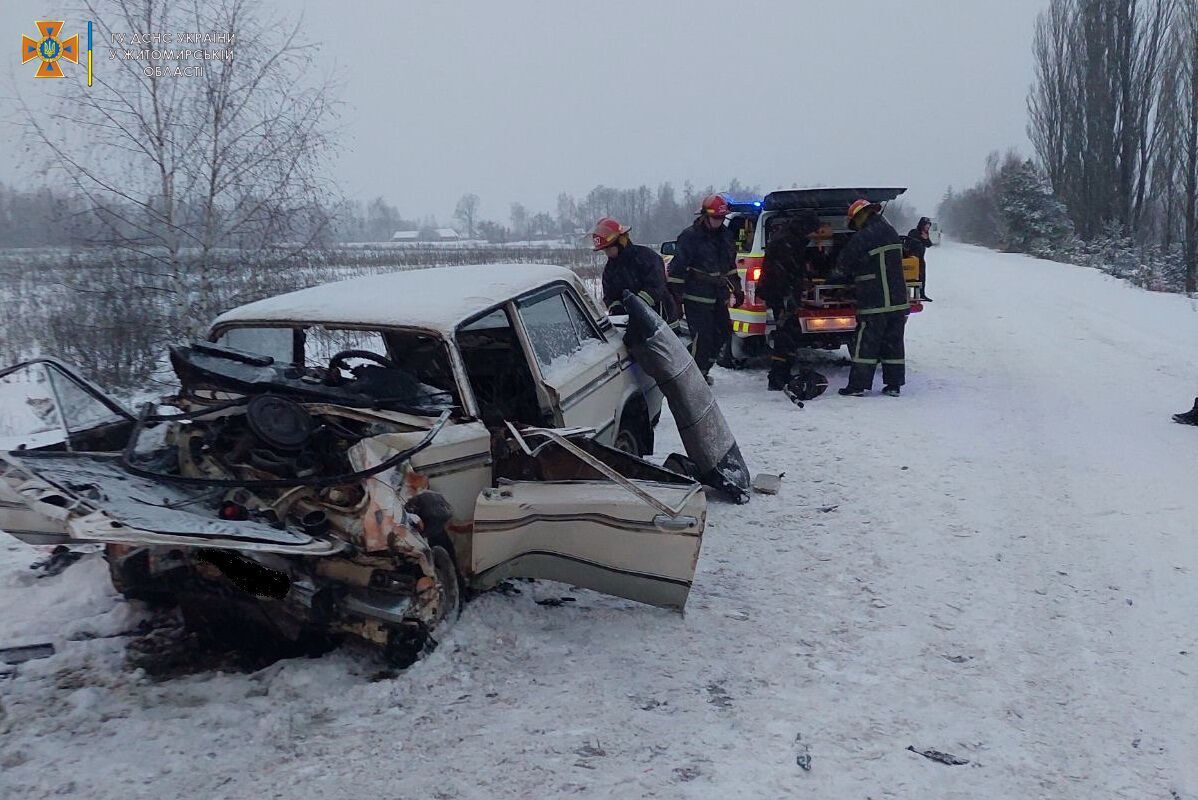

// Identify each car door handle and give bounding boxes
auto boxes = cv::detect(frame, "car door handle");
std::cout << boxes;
[653,515,698,532]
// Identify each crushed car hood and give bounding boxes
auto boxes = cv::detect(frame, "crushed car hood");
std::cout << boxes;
[0,452,344,554]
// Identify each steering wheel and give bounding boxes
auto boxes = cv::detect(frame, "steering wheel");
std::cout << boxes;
[327,349,396,376]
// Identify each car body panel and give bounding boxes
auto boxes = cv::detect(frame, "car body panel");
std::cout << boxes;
[472,479,704,609]
[0,452,345,554]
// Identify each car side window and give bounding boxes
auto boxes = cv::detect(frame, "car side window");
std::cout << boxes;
[518,288,600,370]
[564,293,603,346]
[216,327,295,363]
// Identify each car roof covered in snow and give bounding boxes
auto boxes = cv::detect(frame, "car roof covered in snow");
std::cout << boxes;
[210,263,585,335]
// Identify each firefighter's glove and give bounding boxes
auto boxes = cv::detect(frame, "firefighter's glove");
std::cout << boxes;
[732,288,745,308]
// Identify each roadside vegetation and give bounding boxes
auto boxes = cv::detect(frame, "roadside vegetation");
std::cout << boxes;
[940,0,1198,295]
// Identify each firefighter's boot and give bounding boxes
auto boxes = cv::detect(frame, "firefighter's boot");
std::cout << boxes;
[1173,398,1198,426]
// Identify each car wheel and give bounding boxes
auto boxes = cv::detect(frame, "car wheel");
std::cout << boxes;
[383,532,461,669]
[429,541,462,628]
[613,424,644,457]
[612,427,640,456]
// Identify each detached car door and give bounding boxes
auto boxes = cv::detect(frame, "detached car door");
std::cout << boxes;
[470,430,706,610]
[0,359,136,544]
[513,285,626,445]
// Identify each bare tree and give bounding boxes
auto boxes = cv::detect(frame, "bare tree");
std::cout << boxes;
[509,202,528,241]
[1028,1,1078,211]
[23,0,341,340]
[555,192,577,235]
[453,193,480,239]
[1029,0,1178,239]
[1175,0,1198,290]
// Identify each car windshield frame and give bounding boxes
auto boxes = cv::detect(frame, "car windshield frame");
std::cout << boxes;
[206,321,465,416]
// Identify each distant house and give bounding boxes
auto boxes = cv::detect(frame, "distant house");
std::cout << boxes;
[391,230,419,242]
[434,228,461,241]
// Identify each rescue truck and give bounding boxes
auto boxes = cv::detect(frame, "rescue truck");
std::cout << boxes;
[721,187,924,364]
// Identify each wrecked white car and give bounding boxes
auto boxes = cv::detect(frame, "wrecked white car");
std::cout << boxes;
[0,264,706,664]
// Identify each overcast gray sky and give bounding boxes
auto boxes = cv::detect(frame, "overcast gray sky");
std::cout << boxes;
[2,0,1051,224]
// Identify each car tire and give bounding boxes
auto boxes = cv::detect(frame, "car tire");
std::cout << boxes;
[613,426,643,457]
[404,493,463,624]
[383,526,462,670]
[614,398,652,457]
[429,538,462,628]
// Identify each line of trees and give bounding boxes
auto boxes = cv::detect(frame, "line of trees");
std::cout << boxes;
[456,179,762,245]
[1071,0,1198,292]
[944,0,1197,293]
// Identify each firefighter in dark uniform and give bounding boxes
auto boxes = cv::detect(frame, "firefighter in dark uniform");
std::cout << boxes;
[758,211,823,391]
[667,194,743,383]
[905,216,935,301]
[836,199,911,396]
[591,216,677,326]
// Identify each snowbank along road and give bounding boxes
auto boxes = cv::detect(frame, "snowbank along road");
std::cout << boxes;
[1,241,1196,799]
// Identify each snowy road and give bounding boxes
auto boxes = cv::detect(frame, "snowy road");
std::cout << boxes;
[2,242,1196,799]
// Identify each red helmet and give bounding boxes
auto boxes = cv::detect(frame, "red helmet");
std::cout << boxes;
[846,198,878,224]
[698,194,730,217]
[590,217,630,251]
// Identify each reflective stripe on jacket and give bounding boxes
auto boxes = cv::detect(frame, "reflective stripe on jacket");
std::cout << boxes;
[666,220,740,305]
[836,215,910,315]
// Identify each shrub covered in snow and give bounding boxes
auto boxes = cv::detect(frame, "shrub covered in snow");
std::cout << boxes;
[939,151,1190,295]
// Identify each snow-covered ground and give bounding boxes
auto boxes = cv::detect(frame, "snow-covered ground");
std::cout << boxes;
[1,241,1196,799]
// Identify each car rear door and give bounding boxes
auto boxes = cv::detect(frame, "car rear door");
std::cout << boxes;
[513,285,626,445]
[470,429,705,609]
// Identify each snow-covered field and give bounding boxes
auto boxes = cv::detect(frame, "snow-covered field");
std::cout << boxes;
[1,242,1196,799]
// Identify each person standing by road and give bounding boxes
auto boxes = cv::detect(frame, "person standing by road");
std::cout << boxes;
[905,216,935,301]
[667,194,743,384]
[591,216,677,327]
[836,199,911,397]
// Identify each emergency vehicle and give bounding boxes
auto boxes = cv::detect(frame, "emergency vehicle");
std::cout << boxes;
[723,187,924,363]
